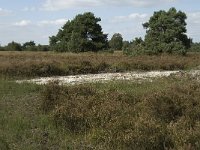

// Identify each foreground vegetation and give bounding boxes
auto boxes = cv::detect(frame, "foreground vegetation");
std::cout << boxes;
[1,49,200,149]
[1,51,200,79]
[42,77,200,149]
[1,74,200,149]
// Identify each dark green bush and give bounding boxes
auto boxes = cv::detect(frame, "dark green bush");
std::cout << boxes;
[6,41,22,51]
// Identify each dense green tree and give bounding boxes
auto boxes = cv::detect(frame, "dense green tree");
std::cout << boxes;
[50,12,108,52]
[23,41,35,47]
[0,45,5,51]
[131,37,145,55]
[6,41,22,51]
[143,7,191,55]
[67,31,83,52]
[37,44,50,51]
[122,41,130,51]
[109,33,123,50]
[123,38,144,55]
[23,41,37,51]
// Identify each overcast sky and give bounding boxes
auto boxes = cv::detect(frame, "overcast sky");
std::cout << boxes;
[0,0,200,45]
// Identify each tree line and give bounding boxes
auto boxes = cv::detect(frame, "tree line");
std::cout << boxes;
[1,7,199,55]
[0,41,50,51]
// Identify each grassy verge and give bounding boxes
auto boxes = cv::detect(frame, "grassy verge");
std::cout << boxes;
[1,51,200,78]
[1,75,200,149]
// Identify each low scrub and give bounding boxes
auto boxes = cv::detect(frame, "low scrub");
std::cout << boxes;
[41,77,200,149]
[1,51,200,78]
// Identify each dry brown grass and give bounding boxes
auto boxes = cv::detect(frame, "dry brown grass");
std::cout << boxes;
[40,77,200,149]
[1,51,200,78]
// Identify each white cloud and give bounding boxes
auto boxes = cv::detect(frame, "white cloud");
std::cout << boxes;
[22,7,36,12]
[101,0,176,7]
[187,12,200,24]
[105,12,150,40]
[42,0,177,11]
[187,12,200,41]
[0,8,12,16]
[14,20,32,27]
[43,0,101,11]
[38,19,68,26]
[13,19,67,27]
[111,13,148,23]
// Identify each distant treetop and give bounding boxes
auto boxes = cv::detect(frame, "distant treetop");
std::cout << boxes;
[142,7,191,55]
[49,12,108,52]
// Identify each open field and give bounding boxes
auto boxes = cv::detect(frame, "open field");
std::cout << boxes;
[1,51,200,78]
[1,51,200,149]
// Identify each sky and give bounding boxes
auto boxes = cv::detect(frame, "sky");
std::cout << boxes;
[0,0,200,46]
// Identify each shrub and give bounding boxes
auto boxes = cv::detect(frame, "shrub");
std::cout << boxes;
[41,81,63,113]
[1,51,200,79]
[144,82,200,123]
[0,137,10,150]
[142,81,200,149]
[40,78,200,149]
[6,41,22,51]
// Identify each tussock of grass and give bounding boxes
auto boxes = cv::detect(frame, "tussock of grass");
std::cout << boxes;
[1,51,200,78]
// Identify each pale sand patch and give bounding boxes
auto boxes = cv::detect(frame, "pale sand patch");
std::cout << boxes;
[16,70,181,85]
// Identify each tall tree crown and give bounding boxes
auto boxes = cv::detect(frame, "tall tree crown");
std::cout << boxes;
[50,12,108,52]
[143,7,191,55]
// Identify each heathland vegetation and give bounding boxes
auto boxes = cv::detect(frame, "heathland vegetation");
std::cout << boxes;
[1,7,200,149]
[1,72,200,149]
[1,51,200,79]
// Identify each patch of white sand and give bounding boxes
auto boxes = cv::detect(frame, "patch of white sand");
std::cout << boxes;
[16,70,181,85]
